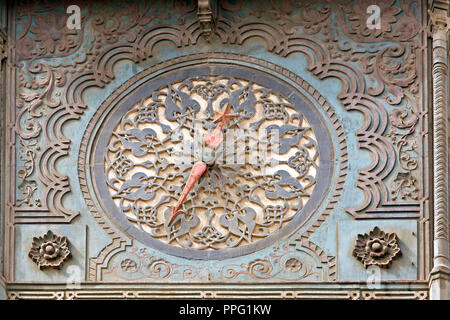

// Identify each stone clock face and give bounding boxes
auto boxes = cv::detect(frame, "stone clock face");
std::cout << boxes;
[87,57,334,260]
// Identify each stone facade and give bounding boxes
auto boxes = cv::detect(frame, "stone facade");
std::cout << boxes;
[0,0,448,299]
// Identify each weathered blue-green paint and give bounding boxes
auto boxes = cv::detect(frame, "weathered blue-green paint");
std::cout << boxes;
[7,0,424,288]
[41,37,411,282]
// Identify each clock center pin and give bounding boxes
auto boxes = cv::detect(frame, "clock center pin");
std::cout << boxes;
[201,146,216,166]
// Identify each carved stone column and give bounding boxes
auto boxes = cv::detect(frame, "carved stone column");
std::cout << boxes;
[0,28,6,300]
[429,5,450,300]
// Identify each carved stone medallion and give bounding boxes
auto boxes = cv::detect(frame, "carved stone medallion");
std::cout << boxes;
[81,54,340,260]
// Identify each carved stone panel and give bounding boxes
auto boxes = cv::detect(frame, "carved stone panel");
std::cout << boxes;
[1,0,435,299]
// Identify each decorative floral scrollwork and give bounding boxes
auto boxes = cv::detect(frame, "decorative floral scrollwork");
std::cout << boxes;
[28,230,71,270]
[219,245,317,281]
[386,94,420,201]
[103,247,201,281]
[353,227,402,269]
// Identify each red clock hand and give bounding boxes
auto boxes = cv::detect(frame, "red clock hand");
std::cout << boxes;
[167,104,238,225]
[167,161,208,225]
[204,123,224,149]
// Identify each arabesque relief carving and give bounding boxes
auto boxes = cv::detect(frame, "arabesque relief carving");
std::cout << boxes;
[8,0,425,226]
[353,227,402,268]
[4,0,429,284]
[101,242,328,282]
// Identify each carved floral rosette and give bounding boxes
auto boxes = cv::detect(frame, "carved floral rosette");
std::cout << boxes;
[353,227,402,268]
[28,230,71,270]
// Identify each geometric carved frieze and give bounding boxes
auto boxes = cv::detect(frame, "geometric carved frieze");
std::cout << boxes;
[6,283,429,300]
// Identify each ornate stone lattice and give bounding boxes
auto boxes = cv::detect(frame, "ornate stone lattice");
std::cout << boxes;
[103,75,319,251]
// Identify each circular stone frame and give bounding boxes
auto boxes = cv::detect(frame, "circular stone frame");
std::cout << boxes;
[79,53,346,260]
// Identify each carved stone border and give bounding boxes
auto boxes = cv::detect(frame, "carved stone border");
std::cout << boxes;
[6,282,429,300]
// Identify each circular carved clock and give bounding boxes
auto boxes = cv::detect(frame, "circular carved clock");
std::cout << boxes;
[81,54,341,260]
